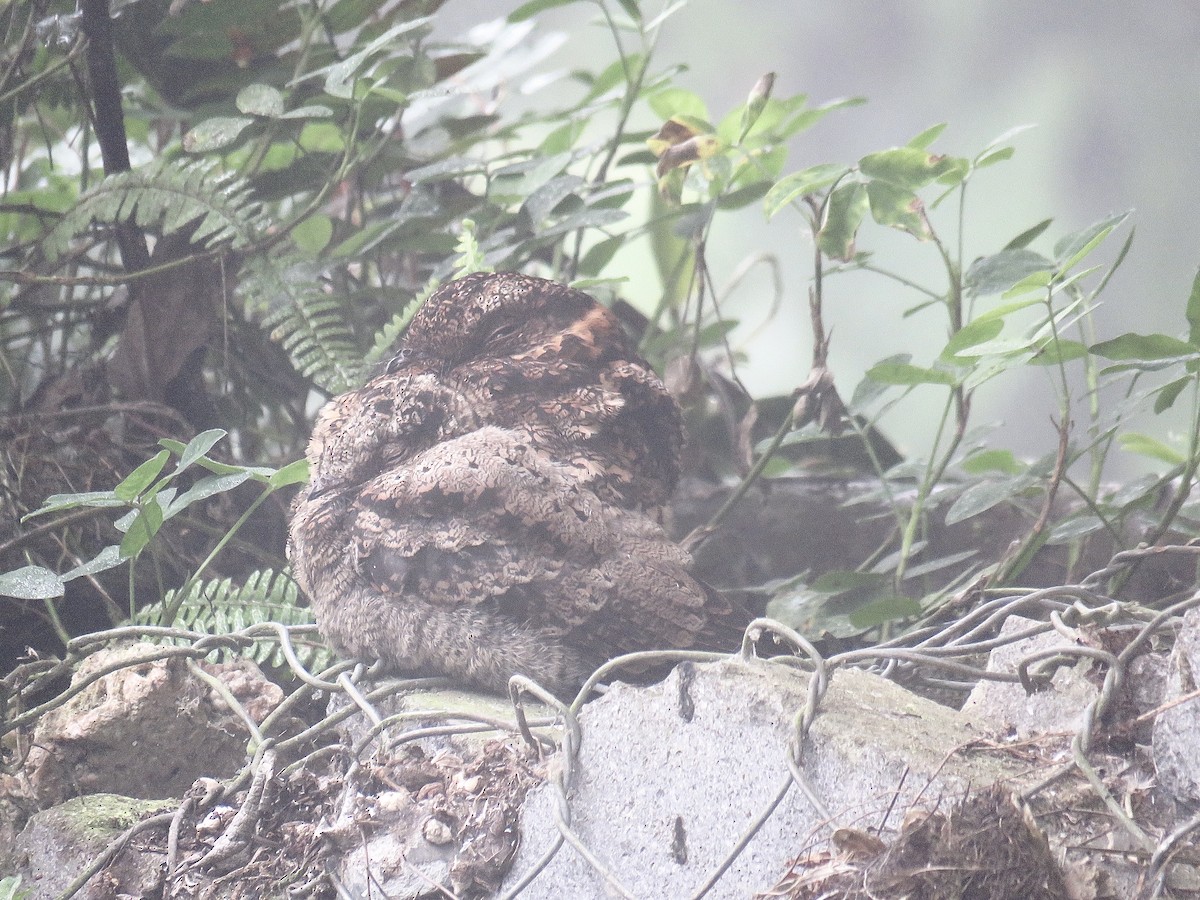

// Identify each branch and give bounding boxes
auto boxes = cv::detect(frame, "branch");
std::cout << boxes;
[79,0,149,272]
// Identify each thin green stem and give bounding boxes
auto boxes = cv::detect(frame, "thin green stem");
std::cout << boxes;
[1141,376,1200,549]
[895,392,955,584]
[42,594,72,647]
[127,557,137,621]
[0,38,84,108]
[242,5,326,176]
[161,485,276,625]
[1042,283,1074,416]
[684,409,795,552]
[590,6,647,187]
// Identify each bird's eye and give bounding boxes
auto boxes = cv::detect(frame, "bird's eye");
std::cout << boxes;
[385,348,414,374]
[486,321,522,347]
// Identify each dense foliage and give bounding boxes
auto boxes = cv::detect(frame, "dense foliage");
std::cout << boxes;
[2,0,1199,662]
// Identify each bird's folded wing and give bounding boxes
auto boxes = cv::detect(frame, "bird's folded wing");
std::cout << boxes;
[347,425,741,653]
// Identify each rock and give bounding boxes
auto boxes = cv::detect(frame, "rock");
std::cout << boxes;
[961,614,1101,738]
[1153,607,1200,802]
[317,683,556,898]
[320,738,544,899]
[12,793,168,900]
[326,781,459,898]
[503,657,1027,898]
[328,680,555,756]
[8,629,1190,897]
[1,641,283,877]
[22,642,282,809]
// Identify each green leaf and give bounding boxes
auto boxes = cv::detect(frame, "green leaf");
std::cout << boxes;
[1090,333,1199,361]
[236,83,285,117]
[907,123,947,150]
[183,116,254,152]
[270,459,310,488]
[648,86,708,121]
[297,121,346,152]
[0,565,65,600]
[810,571,887,595]
[579,235,625,275]
[1186,269,1200,346]
[114,450,171,502]
[159,452,271,479]
[817,181,868,260]
[1004,218,1053,250]
[1058,228,1114,276]
[584,55,644,103]
[26,491,123,518]
[945,475,1033,525]
[865,180,929,239]
[966,349,1027,386]
[975,145,1014,168]
[941,318,1004,359]
[120,498,165,558]
[866,360,959,386]
[1053,211,1130,264]
[1047,515,1105,545]
[717,180,772,210]
[1107,473,1163,508]
[848,595,922,628]
[859,146,967,191]
[900,549,979,579]
[977,123,1036,157]
[1154,376,1191,414]
[405,155,488,183]
[960,449,1026,476]
[539,120,585,155]
[778,96,866,139]
[954,337,1034,359]
[0,875,29,900]
[291,214,334,255]
[61,546,124,581]
[279,104,334,120]
[169,429,227,472]
[936,158,970,186]
[763,163,848,219]
[1028,338,1088,366]
[569,277,628,293]
[520,174,584,225]
[318,18,432,98]
[849,361,899,407]
[1119,432,1186,467]
[964,249,1054,296]
[167,472,254,516]
[1002,269,1054,297]
[974,298,1042,322]
[508,0,579,21]
[615,0,642,21]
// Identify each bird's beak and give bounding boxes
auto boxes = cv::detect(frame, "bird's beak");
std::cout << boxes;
[307,474,330,499]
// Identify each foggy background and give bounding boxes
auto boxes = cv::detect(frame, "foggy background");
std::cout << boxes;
[432,1,1200,477]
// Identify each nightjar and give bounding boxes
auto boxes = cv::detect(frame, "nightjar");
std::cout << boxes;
[287,272,745,696]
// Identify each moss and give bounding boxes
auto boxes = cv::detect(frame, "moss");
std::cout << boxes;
[56,793,168,839]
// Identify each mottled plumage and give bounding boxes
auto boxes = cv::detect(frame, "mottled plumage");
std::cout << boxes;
[288,272,744,696]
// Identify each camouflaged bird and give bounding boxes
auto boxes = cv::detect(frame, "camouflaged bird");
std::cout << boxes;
[287,272,745,696]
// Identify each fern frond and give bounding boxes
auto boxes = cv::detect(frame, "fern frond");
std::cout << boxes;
[42,159,264,263]
[133,568,332,670]
[355,218,492,371]
[451,218,491,278]
[239,252,365,393]
[362,278,438,368]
